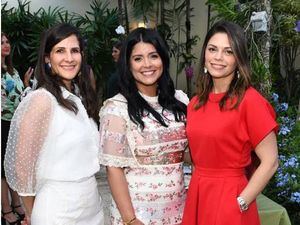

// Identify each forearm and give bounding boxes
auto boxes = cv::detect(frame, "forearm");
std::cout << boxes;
[107,166,136,222]
[21,196,35,216]
[184,149,193,165]
[240,158,278,204]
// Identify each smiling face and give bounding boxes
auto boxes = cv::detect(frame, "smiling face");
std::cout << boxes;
[205,32,237,85]
[47,34,82,89]
[1,35,11,58]
[130,41,163,96]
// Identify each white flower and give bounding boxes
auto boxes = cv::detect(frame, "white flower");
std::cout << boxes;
[115,25,125,34]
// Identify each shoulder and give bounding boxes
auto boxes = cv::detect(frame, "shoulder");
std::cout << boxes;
[23,88,54,109]
[12,68,19,76]
[13,88,54,121]
[187,95,199,109]
[242,87,270,105]
[174,90,189,105]
[99,93,128,118]
[240,87,276,118]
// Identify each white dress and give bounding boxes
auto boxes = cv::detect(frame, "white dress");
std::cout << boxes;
[4,88,104,225]
[99,90,189,225]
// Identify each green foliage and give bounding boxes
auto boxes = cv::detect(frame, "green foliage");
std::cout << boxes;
[1,0,34,77]
[271,0,300,105]
[77,0,119,95]
[129,0,158,22]
[1,0,120,100]
[1,1,81,77]
[263,98,300,225]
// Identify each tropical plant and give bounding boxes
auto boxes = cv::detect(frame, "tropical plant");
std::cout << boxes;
[271,0,300,106]
[77,0,119,101]
[1,0,78,77]
[1,0,34,77]
[27,6,77,65]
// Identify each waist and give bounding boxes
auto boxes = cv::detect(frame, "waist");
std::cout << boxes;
[194,167,245,177]
[136,151,184,165]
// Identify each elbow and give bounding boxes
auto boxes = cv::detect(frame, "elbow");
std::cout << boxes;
[260,157,279,177]
[270,158,279,175]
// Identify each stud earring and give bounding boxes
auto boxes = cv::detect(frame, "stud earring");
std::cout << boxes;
[204,67,208,74]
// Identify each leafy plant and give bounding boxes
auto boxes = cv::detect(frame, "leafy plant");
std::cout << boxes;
[2,0,120,103]
[264,93,300,225]
[271,0,300,105]
[1,0,34,77]
[77,0,119,101]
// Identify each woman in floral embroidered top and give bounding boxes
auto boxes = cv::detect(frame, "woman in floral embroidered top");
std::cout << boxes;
[99,28,189,225]
[1,32,33,224]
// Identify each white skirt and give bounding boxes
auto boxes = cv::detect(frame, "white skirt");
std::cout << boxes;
[31,176,104,225]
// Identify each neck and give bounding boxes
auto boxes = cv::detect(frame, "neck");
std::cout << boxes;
[212,77,234,94]
[1,56,6,67]
[64,81,72,92]
[138,86,157,97]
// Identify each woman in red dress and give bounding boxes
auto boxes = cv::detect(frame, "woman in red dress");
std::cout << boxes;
[182,21,278,225]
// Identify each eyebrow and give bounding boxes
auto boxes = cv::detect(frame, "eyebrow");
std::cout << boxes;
[207,44,232,49]
[131,51,158,57]
[53,46,80,50]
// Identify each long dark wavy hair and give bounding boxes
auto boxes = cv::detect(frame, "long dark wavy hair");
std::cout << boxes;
[195,20,251,110]
[1,32,14,75]
[35,23,98,122]
[118,27,186,129]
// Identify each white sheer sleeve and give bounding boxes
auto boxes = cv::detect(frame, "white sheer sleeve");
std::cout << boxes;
[4,89,53,196]
[98,99,137,168]
[175,90,189,105]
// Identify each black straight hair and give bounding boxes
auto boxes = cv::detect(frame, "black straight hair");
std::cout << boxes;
[118,27,186,129]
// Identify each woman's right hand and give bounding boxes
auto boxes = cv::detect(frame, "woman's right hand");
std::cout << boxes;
[21,214,31,225]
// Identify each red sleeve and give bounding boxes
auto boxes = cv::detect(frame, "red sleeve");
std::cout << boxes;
[242,88,278,148]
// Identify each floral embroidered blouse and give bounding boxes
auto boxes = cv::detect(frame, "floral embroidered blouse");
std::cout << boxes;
[1,69,24,121]
[99,90,189,225]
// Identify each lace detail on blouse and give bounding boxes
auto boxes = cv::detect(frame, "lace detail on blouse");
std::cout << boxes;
[99,96,138,168]
[4,89,53,196]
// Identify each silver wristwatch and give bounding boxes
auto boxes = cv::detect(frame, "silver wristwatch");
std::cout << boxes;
[237,196,249,212]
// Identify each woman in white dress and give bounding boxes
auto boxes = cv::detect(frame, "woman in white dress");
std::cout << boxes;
[99,28,189,225]
[4,23,104,225]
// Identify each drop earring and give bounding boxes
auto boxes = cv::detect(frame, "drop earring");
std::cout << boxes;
[237,70,240,79]
[204,67,208,74]
[45,62,52,72]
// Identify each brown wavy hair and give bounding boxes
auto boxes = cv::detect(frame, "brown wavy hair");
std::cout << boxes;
[195,20,251,110]
[1,32,14,75]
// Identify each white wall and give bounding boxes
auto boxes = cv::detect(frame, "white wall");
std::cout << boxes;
[3,0,110,15]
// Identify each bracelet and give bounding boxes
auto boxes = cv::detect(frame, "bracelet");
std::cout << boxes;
[237,196,249,212]
[123,216,136,225]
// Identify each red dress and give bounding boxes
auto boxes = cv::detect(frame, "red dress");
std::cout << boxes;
[182,87,278,225]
